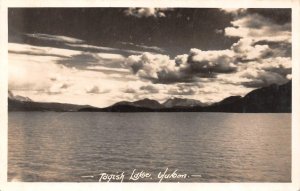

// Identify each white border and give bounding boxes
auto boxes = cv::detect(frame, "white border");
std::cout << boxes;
[0,0,299,190]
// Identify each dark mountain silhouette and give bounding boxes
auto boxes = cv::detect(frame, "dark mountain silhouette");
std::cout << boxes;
[8,90,32,102]
[196,81,291,113]
[8,91,93,111]
[112,98,163,109]
[79,98,161,112]
[9,81,291,113]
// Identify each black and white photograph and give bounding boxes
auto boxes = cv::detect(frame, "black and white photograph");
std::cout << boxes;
[3,2,298,186]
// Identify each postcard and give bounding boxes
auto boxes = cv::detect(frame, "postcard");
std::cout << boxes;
[0,0,299,190]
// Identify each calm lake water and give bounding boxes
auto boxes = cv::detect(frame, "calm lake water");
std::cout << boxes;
[8,112,291,182]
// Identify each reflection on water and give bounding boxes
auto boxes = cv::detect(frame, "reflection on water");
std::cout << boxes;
[8,112,291,182]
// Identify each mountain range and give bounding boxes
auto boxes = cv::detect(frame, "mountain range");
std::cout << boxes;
[8,91,92,112]
[8,81,292,113]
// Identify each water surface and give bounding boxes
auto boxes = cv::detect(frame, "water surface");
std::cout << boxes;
[8,112,291,182]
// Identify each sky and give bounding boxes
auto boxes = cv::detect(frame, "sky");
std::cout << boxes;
[8,8,292,107]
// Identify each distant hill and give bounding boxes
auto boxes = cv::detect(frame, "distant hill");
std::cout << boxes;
[8,90,32,102]
[9,81,291,113]
[193,81,291,113]
[112,98,163,109]
[8,91,93,112]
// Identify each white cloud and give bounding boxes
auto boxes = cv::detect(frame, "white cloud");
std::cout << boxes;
[240,70,288,88]
[125,8,172,18]
[167,84,197,95]
[9,50,68,91]
[9,42,80,57]
[219,8,247,15]
[65,43,146,55]
[8,43,132,107]
[25,33,85,44]
[86,85,109,94]
[140,85,160,94]
[185,48,237,74]
[120,41,165,53]
[86,65,129,73]
[126,49,239,84]
[126,52,184,83]
[231,38,271,60]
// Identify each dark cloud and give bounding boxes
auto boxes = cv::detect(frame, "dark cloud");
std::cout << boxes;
[8,8,235,57]
[61,84,69,89]
[119,42,165,53]
[155,70,194,84]
[9,33,146,57]
[247,9,291,25]
[140,85,159,93]
[8,50,69,58]
[186,50,237,75]
[225,11,291,44]
[254,40,291,57]
[57,53,125,71]
[124,88,137,94]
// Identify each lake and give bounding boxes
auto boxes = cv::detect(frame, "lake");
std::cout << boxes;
[8,112,291,182]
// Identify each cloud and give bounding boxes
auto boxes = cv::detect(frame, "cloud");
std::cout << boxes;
[23,33,150,56]
[231,38,272,61]
[214,29,223,34]
[247,9,291,25]
[8,52,74,93]
[126,49,239,84]
[8,42,132,107]
[217,56,291,88]
[86,65,130,74]
[140,85,160,93]
[224,13,291,43]
[219,8,247,15]
[47,82,71,95]
[65,42,146,55]
[222,9,291,88]
[86,85,109,94]
[258,57,291,76]
[126,52,186,83]
[124,87,137,94]
[124,8,172,18]
[240,70,288,88]
[25,33,84,44]
[125,13,291,88]
[9,42,79,58]
[184,48,237,75]
[57,52,126,70]
[253,40,291,57]
[167,84,197,95]
[119,42,165,53]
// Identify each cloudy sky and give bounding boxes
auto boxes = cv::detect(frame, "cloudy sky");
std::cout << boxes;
[8,8,291,107]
